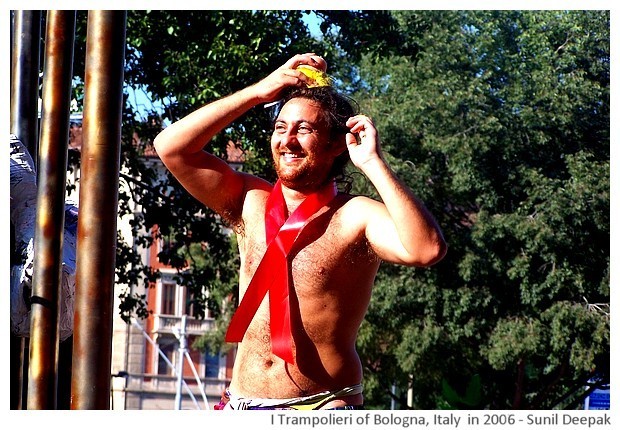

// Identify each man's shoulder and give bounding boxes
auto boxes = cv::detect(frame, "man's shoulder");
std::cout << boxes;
[238,173,274,195]
[337,193,380,210]
[238,174,274,216]
[333,193,382,228]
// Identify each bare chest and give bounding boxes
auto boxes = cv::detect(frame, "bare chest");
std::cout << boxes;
[237,205,376,295]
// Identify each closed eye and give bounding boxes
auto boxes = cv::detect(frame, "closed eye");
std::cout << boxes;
[274,123,287,133]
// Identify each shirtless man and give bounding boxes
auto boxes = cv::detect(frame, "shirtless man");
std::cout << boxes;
[153,53,447,410]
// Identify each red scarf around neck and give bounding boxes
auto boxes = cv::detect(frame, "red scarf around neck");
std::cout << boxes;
[225,179,338,363]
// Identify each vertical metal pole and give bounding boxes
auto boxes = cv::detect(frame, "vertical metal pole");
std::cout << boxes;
[10,10,42,160]
[26,10,76,411]
[174,315,187,410]
[70,10,126,410]
[10,10,41,411]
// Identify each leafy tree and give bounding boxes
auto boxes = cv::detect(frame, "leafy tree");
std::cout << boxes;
[319,10,609,409]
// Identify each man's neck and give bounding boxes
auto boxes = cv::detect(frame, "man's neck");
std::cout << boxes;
[280,185,311,216]
[279,179,336,216]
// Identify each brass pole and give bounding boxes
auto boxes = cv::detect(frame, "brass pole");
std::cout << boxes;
[10,10,41,411]
[27,10,76,410]
[71,10,126,410]
[10,10,42,160]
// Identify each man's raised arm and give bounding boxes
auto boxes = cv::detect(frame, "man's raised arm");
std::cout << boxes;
[345,115,447,267]
[153,53,327,213]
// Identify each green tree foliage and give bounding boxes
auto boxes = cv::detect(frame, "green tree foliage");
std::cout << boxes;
[320,10,609,409]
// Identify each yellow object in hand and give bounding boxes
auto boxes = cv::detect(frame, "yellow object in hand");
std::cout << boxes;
[296,65,332,87]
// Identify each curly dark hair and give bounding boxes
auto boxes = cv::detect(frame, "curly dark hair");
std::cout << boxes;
[270,86,359,190]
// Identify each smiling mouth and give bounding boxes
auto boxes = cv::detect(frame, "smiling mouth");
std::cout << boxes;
[281,152,305,162]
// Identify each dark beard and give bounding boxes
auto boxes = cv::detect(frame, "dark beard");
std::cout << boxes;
[273,158,332,193]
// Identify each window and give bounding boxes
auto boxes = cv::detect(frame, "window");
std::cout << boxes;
[157,338,176,375]
[161,282,176,315]
[185,290,204,318]
[204,351,220,378]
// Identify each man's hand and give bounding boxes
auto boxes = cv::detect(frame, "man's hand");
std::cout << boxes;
[252,53,328,103]
[345,115,383,169]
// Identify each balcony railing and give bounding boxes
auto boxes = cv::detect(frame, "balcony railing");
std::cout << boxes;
[116,372,230,410]
[153,314,215,336]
